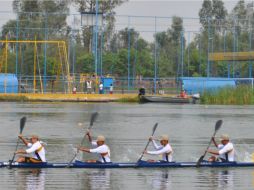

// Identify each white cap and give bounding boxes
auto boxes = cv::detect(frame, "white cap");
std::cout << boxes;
[97,135,105,142]
[220,134,229,141]
[159,135,169,141]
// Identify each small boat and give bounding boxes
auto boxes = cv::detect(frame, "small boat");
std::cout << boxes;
[1,160,254,169]
[139,95,199,104]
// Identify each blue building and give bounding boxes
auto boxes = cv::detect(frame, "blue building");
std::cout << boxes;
[181,77,236,94]
[0,74,18,93]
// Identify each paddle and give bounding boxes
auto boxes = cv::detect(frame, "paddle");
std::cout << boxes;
[137,123,158,162]
[67,112,99,166]
[196,119,223,166]
[9,116,27,166]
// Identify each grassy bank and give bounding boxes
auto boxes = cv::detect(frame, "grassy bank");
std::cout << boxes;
[116,95,139,103]
[201,86,254,105]
[0,94,28,102]
[0,93,139,103]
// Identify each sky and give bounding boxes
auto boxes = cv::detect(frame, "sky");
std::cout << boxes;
[0,0,252,41]
[115,0,240,18]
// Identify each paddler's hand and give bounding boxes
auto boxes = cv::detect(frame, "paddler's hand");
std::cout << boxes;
[149,136,153,141]
[143,150,148,154]
[86,130,91,136]
[18,134,23,139]
[77,146,82,150]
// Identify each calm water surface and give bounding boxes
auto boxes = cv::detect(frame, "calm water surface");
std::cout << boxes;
[0,102,254,189]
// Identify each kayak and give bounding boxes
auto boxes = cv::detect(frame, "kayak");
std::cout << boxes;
[1,160,254,168]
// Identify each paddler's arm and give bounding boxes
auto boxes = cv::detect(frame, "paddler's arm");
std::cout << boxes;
[86,130,92,143]
[212,137,218,147]
[207,149,219,155]
[18,134,29,146]
[15,149,26,154]
[78,147,91,153]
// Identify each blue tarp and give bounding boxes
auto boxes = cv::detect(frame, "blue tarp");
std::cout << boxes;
[180,77,236,94]
[0,74,18,93]
[101,77,114,88]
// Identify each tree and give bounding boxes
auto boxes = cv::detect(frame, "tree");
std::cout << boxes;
[199,0,227,30]
[212,0,227,20]
[73,0,127,52]
[11,0,70,39]
[199,0,213,29]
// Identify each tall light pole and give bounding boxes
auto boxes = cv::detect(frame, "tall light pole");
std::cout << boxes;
[95,0,99,75]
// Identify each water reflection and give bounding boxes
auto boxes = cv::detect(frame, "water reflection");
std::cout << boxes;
[15,169,45,190]
[151,170,171,190]
[198,169,234,190]
[217,170,233,190]
[80,169,111,190]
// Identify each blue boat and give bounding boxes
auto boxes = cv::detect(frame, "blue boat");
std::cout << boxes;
[1,160,254,169]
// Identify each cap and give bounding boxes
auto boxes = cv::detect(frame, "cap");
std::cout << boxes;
[97,135,105,142]
[30,135,39,140]
[220,134,229,141]
[159,135,169,141]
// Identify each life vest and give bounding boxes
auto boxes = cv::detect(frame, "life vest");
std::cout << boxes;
[100,145,110,163]
[35,146,43,161]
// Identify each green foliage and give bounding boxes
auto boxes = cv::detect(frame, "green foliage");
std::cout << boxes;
[76,53,94,73]
[201,85,254,105]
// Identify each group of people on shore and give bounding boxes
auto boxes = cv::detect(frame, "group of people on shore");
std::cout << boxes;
[15,131,235,164]
[72,80,113,95]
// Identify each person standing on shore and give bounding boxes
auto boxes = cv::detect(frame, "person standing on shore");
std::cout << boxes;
[86,80,92,94]
[99,82,104,94]
[109,84,113,94]
[72,86,77,94]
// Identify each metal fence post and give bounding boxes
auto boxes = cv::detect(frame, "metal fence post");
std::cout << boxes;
[127,16,131,92]
[16,13,19,77]
[43,13,48,93]
[154,16,157,94]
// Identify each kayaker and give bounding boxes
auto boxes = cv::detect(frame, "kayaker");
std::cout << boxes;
[207,134,235,162]
[15,135,46,163]
[144,135,173,162]
[78,131,111,163]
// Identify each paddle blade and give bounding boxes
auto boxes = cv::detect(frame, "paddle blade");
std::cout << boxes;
[196,155,205,166]
[89,112,99,128]
[215,120,223,132]
[152,123,158,136]
[19,117,26,134]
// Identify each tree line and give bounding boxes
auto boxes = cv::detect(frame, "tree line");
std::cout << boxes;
[1,0,253,79]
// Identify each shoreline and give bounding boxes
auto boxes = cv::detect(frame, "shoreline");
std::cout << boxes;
[0,93,140,103]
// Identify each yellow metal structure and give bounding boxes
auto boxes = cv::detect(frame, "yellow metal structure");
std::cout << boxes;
[34,37,37,93]
[209,51,254,61]
[0,40,72,93]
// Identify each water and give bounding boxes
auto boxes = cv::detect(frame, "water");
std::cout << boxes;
[1,102,254,189]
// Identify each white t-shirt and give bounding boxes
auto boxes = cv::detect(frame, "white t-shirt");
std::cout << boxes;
[110,86,113,91]
[218,142,235,162]
[26,141,46,162]
[99,84,103,90]
[87,81,92,89]
[147,140,173,162]
[90,141,111,163]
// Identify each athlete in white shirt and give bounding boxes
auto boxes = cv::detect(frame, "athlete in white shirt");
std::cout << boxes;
[207,134,235,162]
[78,132,111,163]
[144,135,173,162]
[15,135,46,163]
[86,80,92,94]
[99,82,104,94]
